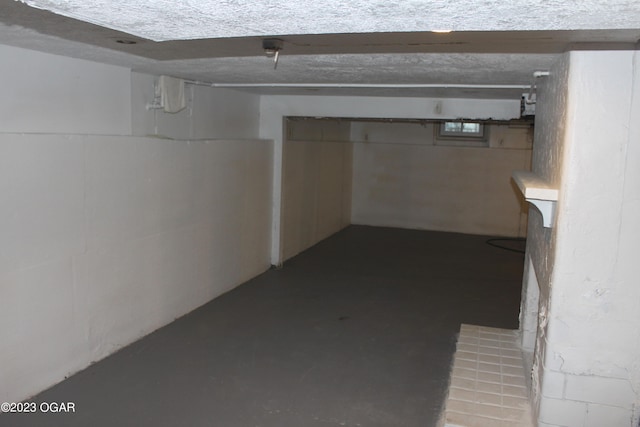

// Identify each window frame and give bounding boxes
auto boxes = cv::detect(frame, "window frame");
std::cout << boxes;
[435,121,488,147]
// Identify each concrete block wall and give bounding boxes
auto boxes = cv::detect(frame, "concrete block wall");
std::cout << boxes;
[0,44,273,403]
[519,257,539,357]
[537,372,636,426]
[520,51,570,424]
[260,95,524,265]
[278,115,531,262]
[350,120,531,237]
[281,119,353,261]
[525,49,640,427]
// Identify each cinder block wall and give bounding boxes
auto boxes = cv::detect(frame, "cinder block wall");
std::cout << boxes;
[350,120,531,237]
[524,50,640,427]
[0,44,273,403]
[280,118,353,261]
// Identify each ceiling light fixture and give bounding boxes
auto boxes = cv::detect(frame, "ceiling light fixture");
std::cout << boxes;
[262,38,284,69]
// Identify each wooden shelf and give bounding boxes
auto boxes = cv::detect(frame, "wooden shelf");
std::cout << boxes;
[512,171,558,228]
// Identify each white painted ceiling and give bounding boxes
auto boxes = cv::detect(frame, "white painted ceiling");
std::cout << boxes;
[3,1,640,98]
[19,0,640,41]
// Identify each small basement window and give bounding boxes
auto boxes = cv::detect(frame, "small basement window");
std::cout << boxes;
[436,121,487,147]
[440,121,483,137]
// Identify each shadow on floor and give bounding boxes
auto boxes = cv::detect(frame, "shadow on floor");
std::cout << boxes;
[2,226,524,427]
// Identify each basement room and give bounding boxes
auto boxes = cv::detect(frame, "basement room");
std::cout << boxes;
[1,1,640,427]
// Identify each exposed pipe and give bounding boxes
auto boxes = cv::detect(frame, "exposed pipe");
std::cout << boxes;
[183,81,531,90]
[532,71,550,79]
[526,70,550,104]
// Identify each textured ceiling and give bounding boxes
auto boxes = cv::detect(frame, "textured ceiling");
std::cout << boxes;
[144,53,556,84]
[132,52,556,98]
[20,0,640,42]
[3,1,640,98]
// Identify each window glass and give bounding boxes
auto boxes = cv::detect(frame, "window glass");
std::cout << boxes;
[444,122,462,132]
[461,123,480,133]
[437,121,487,147]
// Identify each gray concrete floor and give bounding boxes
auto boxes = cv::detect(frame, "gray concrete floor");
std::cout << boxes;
[2,226,524,427]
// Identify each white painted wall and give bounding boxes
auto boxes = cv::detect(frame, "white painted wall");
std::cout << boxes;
[0,44,132,135]
[131,73,260,140]
[521,52,570,423]
[0,45,272,403]
[281,119,352,261]
[260,96,521,124]
[260,95,522,264]
[525,50,640,427]
[351,121,531,236]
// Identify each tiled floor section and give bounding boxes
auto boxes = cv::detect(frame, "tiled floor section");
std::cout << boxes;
[441,324,533,427]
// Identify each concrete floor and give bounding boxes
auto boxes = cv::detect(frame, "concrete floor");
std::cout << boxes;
[2,226,524,427]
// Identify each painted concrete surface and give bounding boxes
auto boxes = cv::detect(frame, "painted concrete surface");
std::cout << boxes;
[350,121,531,237]
[1,226,525,427]
[281,119,352,262]
[0,45,262,140]
[259,94,521,265]
[0,135,274,404]
[131,72,261,140]
[0,43,270,405]
[0,44,131,135]
[519,52,570,424]
[524,50,640,426]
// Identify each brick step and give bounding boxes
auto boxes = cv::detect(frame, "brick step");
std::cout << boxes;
[440,324,533,427]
